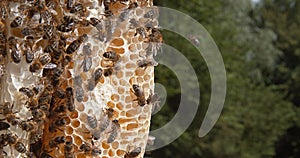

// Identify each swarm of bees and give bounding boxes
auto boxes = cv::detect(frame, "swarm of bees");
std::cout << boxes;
[0,0,161,157]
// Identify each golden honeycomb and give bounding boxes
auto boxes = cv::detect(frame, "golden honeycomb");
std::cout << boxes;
[0,0,160,157]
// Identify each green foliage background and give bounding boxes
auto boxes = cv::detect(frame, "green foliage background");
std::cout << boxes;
[149,0,300,157]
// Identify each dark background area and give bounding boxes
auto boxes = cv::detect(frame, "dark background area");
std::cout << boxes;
[149,0,300,157]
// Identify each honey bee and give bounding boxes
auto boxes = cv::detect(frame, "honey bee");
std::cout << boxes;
[21,27,35,36]
[15,141,27,153]
[49,117,67,132]
[79,143,101,156]
[89,17,103,32]
[44,40,58,53]
[131,84,146,106]
[64,141,75,158]
[43,25,54,39]
[144,8,158,19]
[67,0,74,9]
[31,108,46,124]
[0,122,10,131]
[103,0,111,12]
[135,27,146,38]
[66,34,88,54]
[1,102,20,126]
[105,107,114,119]
[8,37,21,63]
[83,44,92,56]
[51,67,63,86]
[24,50,34,63]
[49,136,66,148]
[29,128,43,144]
[26,152,37,158]
[93,68,102,83]
[19,87,35,98]
[11,48,22,63]
[26,152,36,158]
[82,56,92,72]
[40,152,53,158]
[103,68,113,77]
[147,91,161,113]
[87,115,97,129]
[57,23,73,32]
[19,120,37,132]
[119,10,129,22]
[187,35,200,46]
[107,119,120,143]
[70,4,85,14]
[149,28,163,43]
[75,86,84,102]
[103,51,120,62]
[66,87,75,112]
[129,18,138,28]
[137,59,158,69]
[6,133,18,145]
[10,16,23,28]
[124,147,141,158]
[29,54,56,73]
[127,1,138,9]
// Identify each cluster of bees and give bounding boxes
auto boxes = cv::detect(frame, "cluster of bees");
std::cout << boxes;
[0,0,162,157]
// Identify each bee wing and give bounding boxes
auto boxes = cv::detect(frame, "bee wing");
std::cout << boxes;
[44,63,57,69]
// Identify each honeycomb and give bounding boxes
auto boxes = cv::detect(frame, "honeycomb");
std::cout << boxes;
[0,0,161,157]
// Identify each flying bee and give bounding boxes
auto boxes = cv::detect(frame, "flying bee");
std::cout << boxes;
[131,84,146,106]
[107,119,120,143]
[137,59,158,69]
[187,35,200,46]
[10,16,23,28]
[19,87,35,98]
[124,147,141,158]
[87,115,97,129]
[119,10,129,22]
[103,51,120,62]
[0,121,10,131]
[82,56,92,72]
[66,34,88,54]
[11,48,21,63]
[19,120,37,132]
[49,136,66,148]
[147,91,161,113]
[24,50,34,63]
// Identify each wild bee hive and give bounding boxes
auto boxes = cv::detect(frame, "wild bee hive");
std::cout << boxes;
[0,0,161,157]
